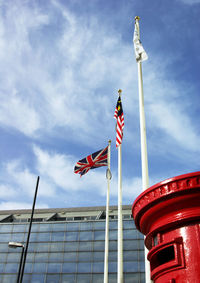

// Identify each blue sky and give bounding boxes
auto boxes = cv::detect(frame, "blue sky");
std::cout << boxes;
[0,0,199,210]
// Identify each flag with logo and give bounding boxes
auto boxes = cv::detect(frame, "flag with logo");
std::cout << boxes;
[133,21,148,62]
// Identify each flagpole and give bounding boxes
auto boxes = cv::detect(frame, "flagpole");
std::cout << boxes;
[104,140,112,283]
[135,16,152,283]
[19,176,40,283]
[117,90,123,283]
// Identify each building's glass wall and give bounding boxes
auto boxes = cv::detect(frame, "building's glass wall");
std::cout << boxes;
[0,219,145,282]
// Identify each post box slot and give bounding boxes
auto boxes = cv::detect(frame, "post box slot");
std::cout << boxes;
[151,245,175,270]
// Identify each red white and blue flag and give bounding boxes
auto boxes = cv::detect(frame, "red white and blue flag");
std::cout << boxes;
[114,96,124,147]
[74,146,108,176]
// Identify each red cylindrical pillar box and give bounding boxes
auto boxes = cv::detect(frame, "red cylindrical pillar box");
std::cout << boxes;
[132,171,200,283]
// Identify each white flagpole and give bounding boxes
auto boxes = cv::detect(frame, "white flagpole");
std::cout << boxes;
[117,91,123,283]
[104,140,112,283]
[135,16,152,283]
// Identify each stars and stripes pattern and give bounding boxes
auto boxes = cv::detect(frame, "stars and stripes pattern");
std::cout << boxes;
[74,146,108,176]
[114,96,124,147]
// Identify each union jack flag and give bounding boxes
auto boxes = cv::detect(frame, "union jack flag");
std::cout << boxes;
[114,95,124,147]
[74,146,108,176]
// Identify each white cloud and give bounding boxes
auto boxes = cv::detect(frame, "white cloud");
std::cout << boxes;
[4,159,56,199]
[0,185,17,199]
[0,201,49,210]
[149,101,199,151]
[123,177,143,198]
[0,157,56,209]
[0,1,49,137]
[0,0,135,143]
[0,0,197,153]
[0,91,40,136]
[133,54,200,155]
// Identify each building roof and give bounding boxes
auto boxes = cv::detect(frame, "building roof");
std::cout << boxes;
[0,205,133,223]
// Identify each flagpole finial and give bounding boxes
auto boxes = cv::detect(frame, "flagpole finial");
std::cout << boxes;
[108,139,111,145]
[118,89,122,96]
[135,16,140,22]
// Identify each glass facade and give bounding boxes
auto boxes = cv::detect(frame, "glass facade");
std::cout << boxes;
[0,207,145,282]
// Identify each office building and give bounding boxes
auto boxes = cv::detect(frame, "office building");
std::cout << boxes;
[0,205,145,282]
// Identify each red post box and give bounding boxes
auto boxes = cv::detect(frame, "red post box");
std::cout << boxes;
[132,171,200,283]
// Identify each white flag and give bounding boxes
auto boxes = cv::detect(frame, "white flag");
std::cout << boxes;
[133,22,148,62]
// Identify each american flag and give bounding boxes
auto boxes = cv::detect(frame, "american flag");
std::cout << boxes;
[74,147,108,176]
[114,95,124,147]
